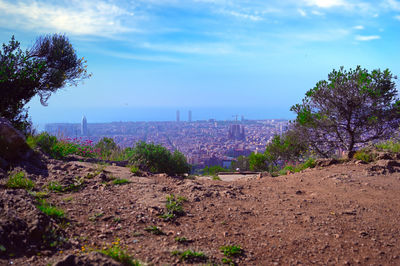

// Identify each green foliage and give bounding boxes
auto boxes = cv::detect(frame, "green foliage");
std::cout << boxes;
[202,165,230,175]
[37,199,65,219]
[220,245,243,257]
[27,132,58,156]
[354,150,375,163]
[230,155,250,171]
[265,131,308,165]
[6,171,34,190]
[174,237,189,244]
[278,158,316,175]
[99,243,140,266]
[171,250,207,262]
[291,66,400,158]
[95,137,124,160]
[0,35,90,132]
[212,175,222,180]
[127,141,191,176]
[144,226,165,235]
[249,153,268,171]
[161,194,186,221]
[47,181,63,192]
[129,165,140,174]
[112,178,131,185]
[375,139,400,153]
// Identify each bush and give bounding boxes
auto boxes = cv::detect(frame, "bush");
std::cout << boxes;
[249,153,269,171]
[6,171,35,190]
[127,142,190,176]
[375,139,400,153]
[202,165,230,175]
[354,150,374,163]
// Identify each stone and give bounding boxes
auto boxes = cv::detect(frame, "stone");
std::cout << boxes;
[315,158,338,167]
[0,117,33,161]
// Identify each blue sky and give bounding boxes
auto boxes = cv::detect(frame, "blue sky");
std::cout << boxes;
[0,0,399,124]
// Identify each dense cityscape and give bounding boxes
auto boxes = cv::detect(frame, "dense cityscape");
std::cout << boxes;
[45,111,288,169]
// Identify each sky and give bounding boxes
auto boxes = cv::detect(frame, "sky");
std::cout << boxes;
[0,0,399,125]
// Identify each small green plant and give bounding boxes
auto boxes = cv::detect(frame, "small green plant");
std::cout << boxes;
[174,237,189,244]
[354,150,374,163]
[29,191,49,199]
[220,245,243,257]
[112,178,131,185]
[64,177,86,192]
[6,171,35,190]
[63,196,74,202]
[99,243,140,266]
[171,250,207,262]
[144,226,165,235]
[129,165,140,175]
[375,139,400,153]
[37,200,65,219]
[161,194,187,221]
[212,175,221,181]
[113,217,122,223]
[221,257,234,265]
[47,181,64,192]
[89,212,104,222]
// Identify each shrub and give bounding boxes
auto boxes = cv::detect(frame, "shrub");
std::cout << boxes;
[375,139,400,153]
[354,150,374,163]
[127,142,191,176]
[6,171,35,190]
[202,165,230,175]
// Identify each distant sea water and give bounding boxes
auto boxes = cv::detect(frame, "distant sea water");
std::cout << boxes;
[31,106,294,131]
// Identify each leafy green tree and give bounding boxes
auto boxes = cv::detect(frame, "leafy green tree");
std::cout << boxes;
[265,129,308,165]
[291,66,400,158]
[202,165,230,175]
[0,34,90,132]
[128,141,190,176]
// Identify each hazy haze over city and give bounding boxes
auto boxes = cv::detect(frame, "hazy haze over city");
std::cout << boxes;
[0,0,399,125]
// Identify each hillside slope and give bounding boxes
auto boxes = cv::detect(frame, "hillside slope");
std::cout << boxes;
[1,158,400,265]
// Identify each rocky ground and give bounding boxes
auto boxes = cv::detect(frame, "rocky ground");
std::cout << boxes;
[1,156,400,265]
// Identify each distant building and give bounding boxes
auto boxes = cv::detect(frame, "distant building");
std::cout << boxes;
[241,115,244,122]
[228,124,245,140]
[176,110,180,122]
[188,110,192,122]
[81,115,88,136]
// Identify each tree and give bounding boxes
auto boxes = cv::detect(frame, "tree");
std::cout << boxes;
[291,66,400,158]
[264,129,308,165]
[0,34,90,132]
[248,152,269,171]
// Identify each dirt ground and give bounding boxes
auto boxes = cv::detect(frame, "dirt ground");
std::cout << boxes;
[2,158,400,265]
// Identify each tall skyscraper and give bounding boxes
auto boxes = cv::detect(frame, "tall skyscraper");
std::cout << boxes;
[188,110,192,122]
[81,115,88,136]
[176,110,180,122]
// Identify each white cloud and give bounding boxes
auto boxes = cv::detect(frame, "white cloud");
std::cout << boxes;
[311,10,324,15]
[0,0,135,37]
[353,25,364,30]
[395,15,400,20]
[355,35,380,41]
[304,0,348,8]
[220,9,263,21]
[298,8,307,16]
[141,42,233,55]
[385,0,400,10]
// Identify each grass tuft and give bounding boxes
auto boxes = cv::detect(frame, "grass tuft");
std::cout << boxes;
[112,178,131,185]
[144,226,165,235]
[161,194,187,221]
[171,250,207,262]
[37,199,65,219]
[99,243,141,266]
[6,171,35,190]
[220,245,243,257]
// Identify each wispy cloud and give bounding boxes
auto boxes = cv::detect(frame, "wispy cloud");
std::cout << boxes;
[384,0,400,10]
[395,15,400,20]
[219,9,263,21]
[0,0,135,37]
[353,25,364,30]
[304,0,349,8]
[355,35,380,41]
[298,8,307,17]
[141,42,234,55]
